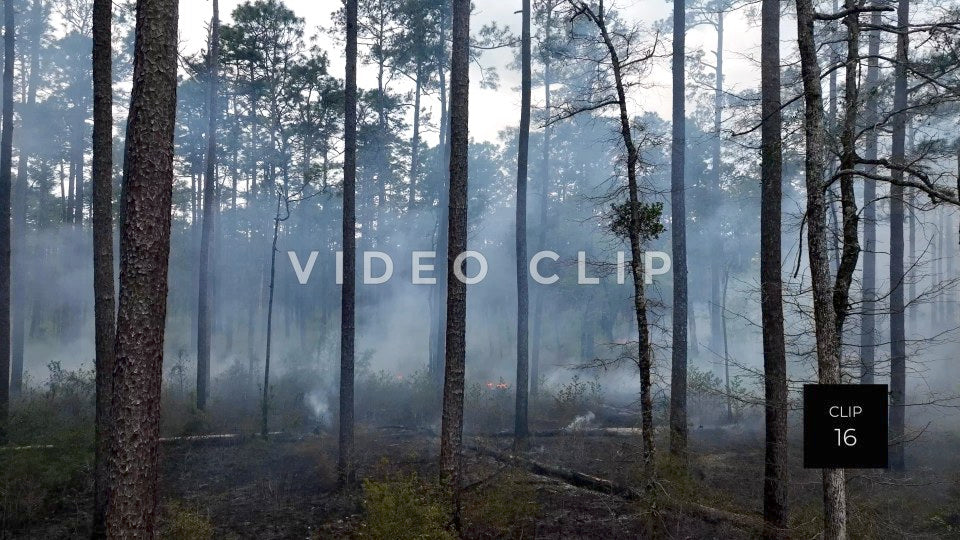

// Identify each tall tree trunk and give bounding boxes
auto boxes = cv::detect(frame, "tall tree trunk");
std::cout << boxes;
[760,0,788,534]
[514,0,531,449]
[74,125,85,224]
[889,0,909,473]
[105,0,179,534]
[196,0,219,411]
[794,0,846,536]
[573,0,654,467]
[530,0,555,398]
[408,60,422,212]
[669,0,688,461]
[11,0,41,397]
[833,0,861,336]
[860,8,881,385]
[339,0,358,487]
[430,5,450,384]
[531,0,554,400]
[262,190,282,438]
[0,0,14,445]
[709,6,723,369]
[91,0,116,533]
[440,0,469,517]
[721,267,731,422]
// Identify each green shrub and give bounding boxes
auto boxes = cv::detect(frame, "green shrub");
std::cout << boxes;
[360,471,452,539]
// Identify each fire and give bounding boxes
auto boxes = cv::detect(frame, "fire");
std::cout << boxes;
[485,380,510,390]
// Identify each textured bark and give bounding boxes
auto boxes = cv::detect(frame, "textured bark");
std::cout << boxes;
[0,0,13,445]
[514,0,531,449]
[11,0,41,396]
[859,9,881,385]
[196,0,219,412]
[760,0,788,534]
[669,0,688,461]
[105,0,179,535]
[339,0,358,487]
[889,0,909,473]
[440,0,469,513]
[794,0,846,536]
[91,0,116,533]
[832,0,860,337]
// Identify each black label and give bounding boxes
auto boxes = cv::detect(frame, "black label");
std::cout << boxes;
[803,384,888,469]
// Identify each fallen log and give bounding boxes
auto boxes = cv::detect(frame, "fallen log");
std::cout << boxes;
[466,442,768,534]
[477,427,643,438]
[467,442,638,499]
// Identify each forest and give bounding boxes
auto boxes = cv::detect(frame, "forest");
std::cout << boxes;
[0,0,959,537]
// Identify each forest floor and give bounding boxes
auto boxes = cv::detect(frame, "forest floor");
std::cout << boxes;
[5,420,960,538]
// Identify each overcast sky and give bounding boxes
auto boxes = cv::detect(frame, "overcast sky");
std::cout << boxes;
[177,0,771,144]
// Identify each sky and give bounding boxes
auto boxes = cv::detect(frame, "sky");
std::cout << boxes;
[177,0,772,144]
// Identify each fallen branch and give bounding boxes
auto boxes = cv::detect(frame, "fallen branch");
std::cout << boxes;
[466,442,769,534]
[477,427,643,438]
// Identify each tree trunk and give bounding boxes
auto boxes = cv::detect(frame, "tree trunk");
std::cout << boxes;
[430,5,450,384]
[721,267,731,422]
[889,0,909,473]
[339,0,358,487]
[440,0,470,518]
[513,0,532,449]
[669,0,688,461]
[794,0,847,536]
[196,0,219,412]
[760,0,789,533]
[91,0,116,533]
[74,124,85,224]
[832,0,861,336]
[531,0,553,400]
[709,5,724,374]
[0,0,14,445]
[574,1,655,467]
[262,190,282,438]
[408,61,422,212]
[11,0,41,397]
[105,0,179,534]
[859,8,881,385]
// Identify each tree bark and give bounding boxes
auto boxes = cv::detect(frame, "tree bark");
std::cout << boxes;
[339,0,358,487]
[859,8,881,385]
[832,0,861,337]
[889,0,909,473]
[196,0,219,412]
[91,0,116,533]
[669,0,688,461]
[760,0,788,534]
[709,7,724,369]
[794,0,847,536]
[408,60,422,212]
[440,0,470,517]
[0,0,15,445]
[514,0,532,449]
[105,0,179,535]
[11,0,41,397]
